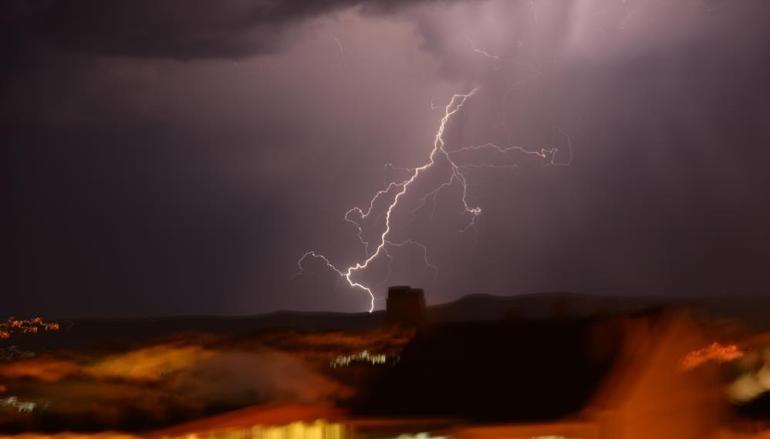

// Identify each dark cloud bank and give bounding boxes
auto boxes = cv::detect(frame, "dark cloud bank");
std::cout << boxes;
[3,0,770,317]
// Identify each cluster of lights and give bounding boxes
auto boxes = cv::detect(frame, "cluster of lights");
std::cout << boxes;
[330,350,388,368]
[160,419,350,439]
[680,342,743,370]
[0,396,36,413]
[0,345,36,361]
[0,317,60,339]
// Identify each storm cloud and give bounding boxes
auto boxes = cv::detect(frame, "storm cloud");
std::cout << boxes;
[3,0,447,62]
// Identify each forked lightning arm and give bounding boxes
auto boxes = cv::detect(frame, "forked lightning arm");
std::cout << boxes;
[296,89,563,312]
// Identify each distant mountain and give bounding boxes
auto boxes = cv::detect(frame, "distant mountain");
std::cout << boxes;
[426,291,663,323]
[6,291,770,352]
[429,291,770,328]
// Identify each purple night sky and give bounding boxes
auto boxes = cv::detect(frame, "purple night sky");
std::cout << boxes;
[3,0,770,317]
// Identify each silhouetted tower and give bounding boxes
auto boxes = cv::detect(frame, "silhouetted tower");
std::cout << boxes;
[385,285,426,327]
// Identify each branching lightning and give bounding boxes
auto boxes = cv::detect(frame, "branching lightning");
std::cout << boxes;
[466,37,501,61]
[296,89,566,312]
[329,33,346,64]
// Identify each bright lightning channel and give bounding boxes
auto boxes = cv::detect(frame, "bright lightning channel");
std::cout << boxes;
[296,89,563,312]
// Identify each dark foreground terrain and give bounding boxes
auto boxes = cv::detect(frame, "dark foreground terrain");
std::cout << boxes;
[2,292,770,437]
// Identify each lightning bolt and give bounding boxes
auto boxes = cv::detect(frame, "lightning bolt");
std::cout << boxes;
[466,37,501,61]
[330,34,345,62]
[296,89,564,312]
